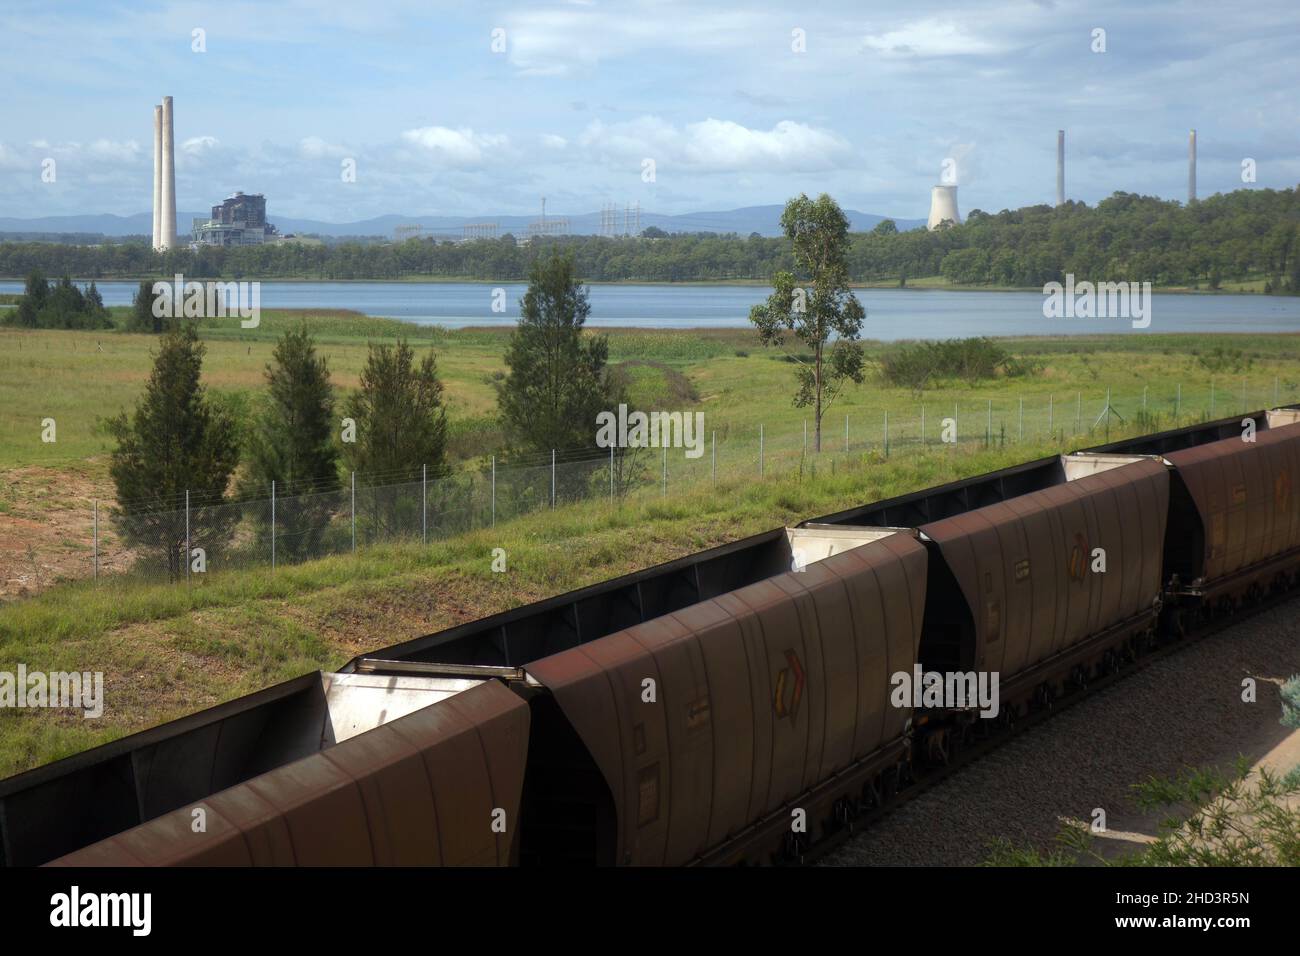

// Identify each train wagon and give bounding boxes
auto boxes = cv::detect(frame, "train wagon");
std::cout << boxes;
[1,669,528,866]
[524,528,927,865]
[910,454,1170,761]
[1163,416,1300,620]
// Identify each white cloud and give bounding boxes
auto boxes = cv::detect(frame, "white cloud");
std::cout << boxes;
[401,126,508,165]
[861,18,1009,57]
[181,136,219,154]
[299,135,348,158]
[579,116,852,172]
[88,138,140,160]
[541,134,567,149]
[505,2,766,74]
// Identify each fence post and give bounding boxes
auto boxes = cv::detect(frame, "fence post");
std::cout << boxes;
[271,480,276,571]
[185,489,191,586]
[987,400,992,447]
[350,471,356,553]
[93,499,99,582]
[712,430,716,481]
[421,464,427,545]
[491,456,496,527]
[884,410,890,457]
[609,445,615,501]
[551,449,556,508]
[759,423,764,477]
[662,446,667,497]
[1048,394,1053,437]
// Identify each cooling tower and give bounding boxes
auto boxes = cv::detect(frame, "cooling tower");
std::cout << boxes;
[927,184,961,230]
[1188,129,1197,205]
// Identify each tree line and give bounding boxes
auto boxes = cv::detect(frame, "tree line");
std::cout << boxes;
[103,253,633,577]
[2,187,1298,289]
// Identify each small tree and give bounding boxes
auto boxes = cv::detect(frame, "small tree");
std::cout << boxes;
[241,325,341,559]
[127,280,164,332]
[107,322,240,579]
[341,338,448,539]
[12,270,48,328]
[750,193,866,452]
[498,253,612,457]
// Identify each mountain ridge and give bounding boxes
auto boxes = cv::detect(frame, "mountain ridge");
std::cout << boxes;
[0,204,926,239]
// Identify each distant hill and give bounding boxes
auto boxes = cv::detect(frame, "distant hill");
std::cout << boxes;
[0,205,925,241]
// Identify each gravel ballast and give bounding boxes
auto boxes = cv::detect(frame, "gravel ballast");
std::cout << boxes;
[821,601,1300,866]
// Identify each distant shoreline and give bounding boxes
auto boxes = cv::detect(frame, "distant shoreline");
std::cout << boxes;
[0,275,1288,296]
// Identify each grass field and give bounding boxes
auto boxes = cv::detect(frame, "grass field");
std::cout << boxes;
[1,308,1299,776]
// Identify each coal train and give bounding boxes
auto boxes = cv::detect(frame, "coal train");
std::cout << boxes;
[3,408,1299,867]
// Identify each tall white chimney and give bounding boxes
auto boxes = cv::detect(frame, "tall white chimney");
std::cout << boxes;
[1188,129,1197,205]
[152,105,162,250]
[160,96,177,249]
[1056,130,1065,207]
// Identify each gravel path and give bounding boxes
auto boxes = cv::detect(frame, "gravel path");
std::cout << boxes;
[821,600,1300,866]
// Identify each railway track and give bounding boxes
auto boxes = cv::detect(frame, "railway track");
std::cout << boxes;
[794,582,1300,867]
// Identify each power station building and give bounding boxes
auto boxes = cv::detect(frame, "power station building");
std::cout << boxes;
[192,192,279,246]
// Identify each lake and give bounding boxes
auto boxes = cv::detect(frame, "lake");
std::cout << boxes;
[3,280,1299,339]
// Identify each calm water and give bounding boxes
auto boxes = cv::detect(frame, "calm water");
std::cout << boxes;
[3,280,1299,338]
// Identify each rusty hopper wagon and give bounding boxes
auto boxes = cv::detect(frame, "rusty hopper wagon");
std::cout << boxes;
[2,408,1298,867]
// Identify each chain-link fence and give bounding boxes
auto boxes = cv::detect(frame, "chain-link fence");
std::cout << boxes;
[85,375,1297,586]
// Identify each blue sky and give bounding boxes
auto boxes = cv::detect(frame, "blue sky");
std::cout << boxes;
[2,0,1298,223]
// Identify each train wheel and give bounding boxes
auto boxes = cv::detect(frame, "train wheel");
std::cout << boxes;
[833,796,856,830]
[783,831,808,864]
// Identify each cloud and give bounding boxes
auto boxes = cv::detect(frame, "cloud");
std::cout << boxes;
[181,136,219,155]
[579,116,852,172]
[401,126,508,165]
[540,134,567,149]
[504,2,766,74]
[861,18,1011,57]
[299,136,349,158]
[87,139,139,160]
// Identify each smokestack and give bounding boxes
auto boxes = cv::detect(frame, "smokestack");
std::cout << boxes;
[1188,129,1197,205]
[152,106,162,250]
[160,96,177,249]
[927,185,961,230]
[1056,130,1065,207]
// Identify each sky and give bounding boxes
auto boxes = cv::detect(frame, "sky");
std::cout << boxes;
[1,0,1298,224]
